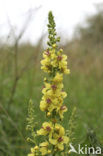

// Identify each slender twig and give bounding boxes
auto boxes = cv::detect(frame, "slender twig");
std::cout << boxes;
[7,8,41,106]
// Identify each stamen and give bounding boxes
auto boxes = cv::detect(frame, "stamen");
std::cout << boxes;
[51,85,57,90]
[45,51,50,56]
[58,137,63,142]
[46,126,51,131]
[57,55,62,61]
[46,98,51,104]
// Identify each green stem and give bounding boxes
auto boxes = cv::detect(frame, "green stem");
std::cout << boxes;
[52,145,56,156]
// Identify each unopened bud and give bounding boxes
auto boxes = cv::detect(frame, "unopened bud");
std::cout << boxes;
[48,150,51,154]
[27,138,30,142]
[47,112,51,117]
[60,49,63,52]
[34,146,39,150]
[52,44,56,48]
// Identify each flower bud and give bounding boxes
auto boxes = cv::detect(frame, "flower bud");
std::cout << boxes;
[47,112,51,117]
[27,138,31,142]
[34,146,39,150]
[60,49,63,52]
[48,150,51,154]
[52,44,56,48]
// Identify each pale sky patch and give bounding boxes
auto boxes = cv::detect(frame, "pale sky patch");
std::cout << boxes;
[0,0,103,44]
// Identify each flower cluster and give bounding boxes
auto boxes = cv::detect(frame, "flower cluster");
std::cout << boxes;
[28,11,70,156]
[40,73,68,119]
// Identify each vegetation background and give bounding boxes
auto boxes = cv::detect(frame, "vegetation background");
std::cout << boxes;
[0,4,103,156]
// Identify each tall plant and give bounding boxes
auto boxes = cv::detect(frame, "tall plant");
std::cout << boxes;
[27,11,70,156]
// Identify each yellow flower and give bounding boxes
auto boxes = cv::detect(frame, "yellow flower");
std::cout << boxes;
[41,57,50,66]
[61,91,67,99]
[49,124,69,151]
[59,105,68,119]
[43,50,51,58]
[42,82,51,95]
[40,87,64,112]
[40,90,53,111]
[56,54,70,74]
[41,57,52,73]
[64,69,70,74]
[53,73,63,83]
[47,95,63,112]
[40,141,50,155]
[37,122,53,137]
[40,99,48,111]
[28,146,39,156]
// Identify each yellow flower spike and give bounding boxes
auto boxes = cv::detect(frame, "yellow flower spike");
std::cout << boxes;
[27,11,70,156]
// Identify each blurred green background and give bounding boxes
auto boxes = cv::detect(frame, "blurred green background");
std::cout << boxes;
[0,6,103,156]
